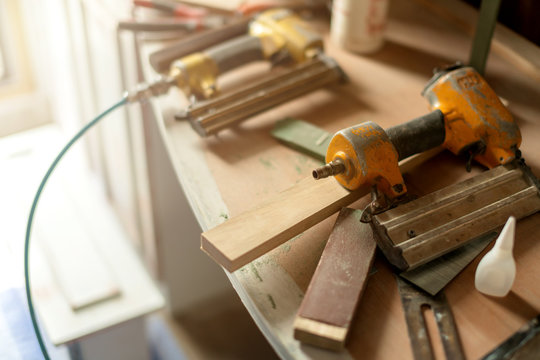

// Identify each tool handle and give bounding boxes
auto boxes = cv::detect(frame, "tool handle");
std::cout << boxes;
[386,110,445,161]
[204,34,264,74]
[149,18,250,73]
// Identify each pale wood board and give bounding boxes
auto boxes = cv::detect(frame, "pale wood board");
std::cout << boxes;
[201,147,439,273]
[201,177,368,272]
[145,0,540,358]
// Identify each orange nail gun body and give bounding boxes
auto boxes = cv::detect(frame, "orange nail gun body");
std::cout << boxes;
[315,65,539,271]
[424,65,521,169]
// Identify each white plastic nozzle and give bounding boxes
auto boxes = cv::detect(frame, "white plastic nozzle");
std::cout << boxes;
[475,216,517,297]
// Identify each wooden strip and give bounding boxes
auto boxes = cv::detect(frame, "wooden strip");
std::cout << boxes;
[271,118,332,162]
[201,148,441,272]
[201,177,370,272]
[294,208,376,350]
[294,317,348,351]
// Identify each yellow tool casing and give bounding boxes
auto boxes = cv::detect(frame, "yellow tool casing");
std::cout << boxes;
[169,8,323,100]
[169,53,219,99]
[249,8,323,62]
[326,122,406,198]
[423,66,521,169]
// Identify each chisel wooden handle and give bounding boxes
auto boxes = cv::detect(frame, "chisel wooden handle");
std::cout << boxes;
[149,18,251,73]
[203,34,264,74]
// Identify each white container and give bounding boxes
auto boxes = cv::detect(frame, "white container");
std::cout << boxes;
[331,0,390,54]
[475,216,517,297]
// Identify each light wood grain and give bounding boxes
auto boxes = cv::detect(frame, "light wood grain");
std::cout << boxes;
[201,177,369,272]
[201,148,440,272]
[294,317,348,351]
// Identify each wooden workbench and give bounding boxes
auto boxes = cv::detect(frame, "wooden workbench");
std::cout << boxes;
[144,0,540,358]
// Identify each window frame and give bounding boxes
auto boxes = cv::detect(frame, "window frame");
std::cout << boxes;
[0,0,52,137]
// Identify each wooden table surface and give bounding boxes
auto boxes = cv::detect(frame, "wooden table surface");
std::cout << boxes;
[147,0,540,358]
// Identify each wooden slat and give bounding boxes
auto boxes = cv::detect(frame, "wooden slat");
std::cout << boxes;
[201,148,441,272]
[201,176,370,272]
[294,208,376,350]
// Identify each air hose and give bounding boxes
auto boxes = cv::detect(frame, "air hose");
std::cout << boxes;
[24,97,127,360]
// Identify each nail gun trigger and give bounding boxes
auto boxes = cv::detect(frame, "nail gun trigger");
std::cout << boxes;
[463,141,486,172]
[360,205,373,223]
[360,191,415,224]
[465,154,473,172]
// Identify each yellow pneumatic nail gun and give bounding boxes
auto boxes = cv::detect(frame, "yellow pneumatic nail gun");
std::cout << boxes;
[314,64,540,271]
[128,8,346,136]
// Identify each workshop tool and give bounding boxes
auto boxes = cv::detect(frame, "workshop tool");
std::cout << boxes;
[144,7,325,100]
[272,118,497,295]
[139,8,346,136]
[475,216,517,297]
[397,277,465,360]
[172,8,346,136]
[237,0,328,16]
[200,147,438,272]
[175,53,345,136]
[482,315,540,360]
[133,0,207,18]
[400,232,495,295]
[372,159,540,271]
[149,18,252,73]
[294,208,377,350]
[313,65,540,271]
[118,18,225,33]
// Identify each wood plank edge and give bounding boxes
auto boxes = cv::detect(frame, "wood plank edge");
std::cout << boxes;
[200,238,235,272]
[200,181,367,272]
[293,316,348,351]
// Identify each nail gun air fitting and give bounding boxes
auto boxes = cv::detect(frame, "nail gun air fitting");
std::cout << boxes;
[313,65,540,271]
